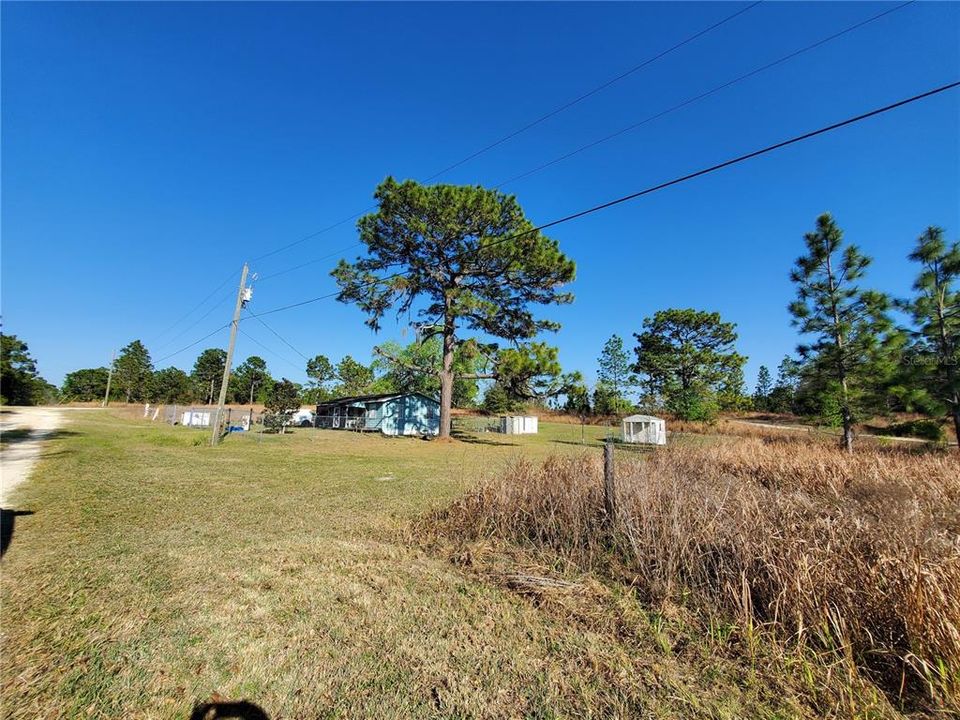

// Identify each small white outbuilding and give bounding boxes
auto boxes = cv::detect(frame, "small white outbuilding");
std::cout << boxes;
[500,415,539,434]
[621,414,667,445]
[181,410,212,428]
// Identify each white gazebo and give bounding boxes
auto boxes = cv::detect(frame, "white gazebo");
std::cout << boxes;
[621,415,666,445]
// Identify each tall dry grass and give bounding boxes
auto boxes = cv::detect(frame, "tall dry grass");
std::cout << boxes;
[431,436,960,710]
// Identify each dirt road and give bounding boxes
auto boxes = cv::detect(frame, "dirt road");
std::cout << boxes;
[728,418,957,446]
[0,406,66,505]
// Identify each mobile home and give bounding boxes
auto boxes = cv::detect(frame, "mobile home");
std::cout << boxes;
[315,392,440,436]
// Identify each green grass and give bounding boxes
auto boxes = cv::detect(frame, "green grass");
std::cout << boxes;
[2,412,815,718]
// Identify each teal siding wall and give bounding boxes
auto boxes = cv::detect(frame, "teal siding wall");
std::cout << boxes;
[380,394,439,436]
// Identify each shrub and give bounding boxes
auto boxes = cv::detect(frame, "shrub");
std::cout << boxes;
[885,419,946,442]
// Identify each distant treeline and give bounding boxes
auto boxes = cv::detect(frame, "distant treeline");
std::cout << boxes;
[559,217,958,448]
[5,215,957,450]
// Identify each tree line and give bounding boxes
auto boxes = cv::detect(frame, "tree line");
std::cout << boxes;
[0,333,58,406]
[6,174,956,452]
[562,216,958,451]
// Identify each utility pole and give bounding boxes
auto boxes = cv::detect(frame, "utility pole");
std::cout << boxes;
[211,262,250,446]
[102,350,116,407]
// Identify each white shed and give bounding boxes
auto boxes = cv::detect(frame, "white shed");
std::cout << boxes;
[500,415,539,434]
[181,410,212,427]
[621,415,666,445]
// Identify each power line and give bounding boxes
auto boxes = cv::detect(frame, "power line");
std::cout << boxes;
[153,290,236,352]
[494,0,917,188]
[250,2,761,265]
[154,323,231,364]
[237,327,304,372]
[423,0,763,181]
[250,80,960,320]
[243,308,310,361]
[150,270,236,345]
[256,242,362,283]
[255,1,912,286]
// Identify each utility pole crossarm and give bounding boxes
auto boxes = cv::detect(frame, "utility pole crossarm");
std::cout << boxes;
[211,263,250,446]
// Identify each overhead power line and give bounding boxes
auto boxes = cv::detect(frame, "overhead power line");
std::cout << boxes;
[150,270,236,346]
[153,290,237,352]
[250,1,761,265]
[237,327,304,372]
[257,0,914,285]
[256,243,361,283]
[154,322,231,364]
[423,1,763,181]
[250,80,960,320]
[243,308,310,361]
[494,0,916,188]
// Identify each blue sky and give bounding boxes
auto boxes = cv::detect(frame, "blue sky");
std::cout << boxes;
[2,1,958,392]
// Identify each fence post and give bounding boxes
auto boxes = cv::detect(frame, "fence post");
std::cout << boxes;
[603,439,616,521]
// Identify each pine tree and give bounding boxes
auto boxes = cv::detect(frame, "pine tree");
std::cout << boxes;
[114,340,153,403]
[192,348,227,404]
[233,356,271,404]
[0,333,52,405]
[753,365,772,411]
[788,214,890,453]
[596,335,637,415]
[903,226,960,447]
[304,354,335,402]
[332,177,575,437]
[767,356,800,414]
[335,356,374,396]
[632,308,746,421]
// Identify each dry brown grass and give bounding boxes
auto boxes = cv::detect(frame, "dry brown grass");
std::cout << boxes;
[428,436,960,714]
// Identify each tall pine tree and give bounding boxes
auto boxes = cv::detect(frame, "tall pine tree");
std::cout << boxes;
[332,178,575,438]
[903,226,960,447]
[788,214,890,453]
[596,334,637,415]
[753,365,772,411]
[114,340,153,403]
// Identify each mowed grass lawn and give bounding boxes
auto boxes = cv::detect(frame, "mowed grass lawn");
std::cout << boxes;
[2,411,793,719]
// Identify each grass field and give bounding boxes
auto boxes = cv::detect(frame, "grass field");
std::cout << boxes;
[1,410,954,719]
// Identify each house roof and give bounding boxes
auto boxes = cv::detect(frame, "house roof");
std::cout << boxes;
[315,391,439,408]
[622,414,663,423]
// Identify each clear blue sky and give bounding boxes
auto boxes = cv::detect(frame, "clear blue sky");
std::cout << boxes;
[3,1,958,391]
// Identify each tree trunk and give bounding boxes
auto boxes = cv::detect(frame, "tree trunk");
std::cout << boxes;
[439,327,455,439]
[950,401,960,452]
[933,280,959,452]
[839,381,854,454]
[825,251,854,455]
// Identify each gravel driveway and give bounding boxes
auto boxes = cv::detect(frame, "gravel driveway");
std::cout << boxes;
[0,406,66,505]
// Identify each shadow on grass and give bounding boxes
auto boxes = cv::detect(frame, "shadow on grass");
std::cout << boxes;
[1,508,35,558]
[552,439,657,454]
[190,700,270,720]
[450,430,518,447]
[552,439,605,448]
[0,428,80,448]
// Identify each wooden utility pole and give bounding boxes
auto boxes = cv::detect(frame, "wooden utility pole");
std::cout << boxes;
[210,263,249,446]
[102,350,116,407]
